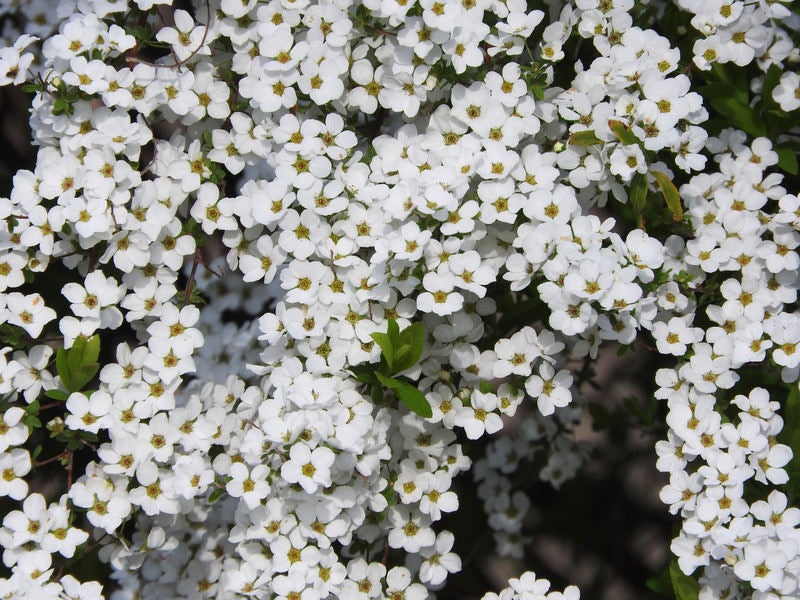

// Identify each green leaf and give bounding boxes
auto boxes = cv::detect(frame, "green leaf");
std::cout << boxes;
[394,343,412,367]
[394,321,425,373]
[66,335,100,373]
[372,319,424,374]
[782,385,800,500]
[624,396,649,427]
[588,402,610,431]
[350,365,378,385]
[629,172,649,228]
[56,347,74,392]
[381,485,399,508]
[670,559,699,600]
[608,119,640,146]
[208,487,225,504]
[370,331,394,371]
[700,82,739,105]
[44,389,68,401]
[375,372,433,418]
[645,563,673,595]
[70,365,100,392]
[23,415,41,429]
[386,318,400,343]
[651,170,683,222]
[710,63,749,104]
[370,383,383,405]
[776,146,799,175]
[762,64,784,113]
[57,335,101,393]
[710,97,767,138]
[568,130,602,147]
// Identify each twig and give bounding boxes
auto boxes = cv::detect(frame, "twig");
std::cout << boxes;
[33,451,68,468]
[66,449,74,489]
[181,249,202,307]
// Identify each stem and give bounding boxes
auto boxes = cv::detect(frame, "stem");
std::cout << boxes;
[66,449,74,489]
[381,540,390,565]
[34,451,68,468]
[181,249,202,307]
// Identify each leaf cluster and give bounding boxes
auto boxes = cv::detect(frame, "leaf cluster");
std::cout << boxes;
[47,335,101,400]
[350,319,432,418]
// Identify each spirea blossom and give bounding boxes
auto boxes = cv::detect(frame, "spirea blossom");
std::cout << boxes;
[0,0,797,598]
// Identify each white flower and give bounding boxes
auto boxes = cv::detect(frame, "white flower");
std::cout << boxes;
[525,362,574,416]
[65,391,112,434]
[492,326,541,378]
[0,449,30,500]
[387,506,435,553]
[455,390,503,440]
[4,292,56,339]
[155,9,210,62]
[419,530,461,586]
[417,271,464,316]
[280,443,335,493]
[651,316,704,356]
[773,71,800,112]
[226,463,271,509]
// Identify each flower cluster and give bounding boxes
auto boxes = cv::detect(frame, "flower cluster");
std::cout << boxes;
[0,0,797,598]
[676,0,795,71]
[480,570,580,600]
[654,132,800,599]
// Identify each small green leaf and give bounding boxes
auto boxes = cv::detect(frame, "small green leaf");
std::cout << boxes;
[372,319,422,373]
[370,331,394,371]
[624,396,649,426]
[57,335,101,393]
[350,365,378,385]
[645,562,672,595]
[375,372,433,418]
[608,119,640,146]
[651,170,683,222]
[370,383,383,405]
[394,321,425,373]
[394,343,412,367]
[44,389,68,401]
[776,146,799,175]
[67,335,100,372]
[762,64,784,112]
[784,384,800,428]
[568,130,602,147]
[386,319,400,343]
[208,487,225,504]
[381,485,399,508]
[781,385,800,498]
[710,97,767,138]
[70,364,100,392]
[670,559,699,600]
[56,347,75,392]
[588,402,610,431]
[23,415,41,429]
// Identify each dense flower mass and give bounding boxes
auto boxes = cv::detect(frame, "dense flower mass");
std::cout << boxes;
[0,0,798,598]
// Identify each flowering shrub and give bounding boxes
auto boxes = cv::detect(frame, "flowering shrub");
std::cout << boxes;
[0,0,798,598]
